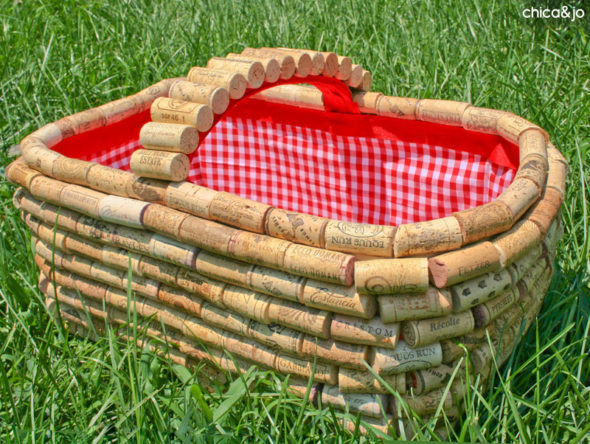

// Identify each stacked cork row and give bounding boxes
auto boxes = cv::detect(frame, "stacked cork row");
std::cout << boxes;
[8,47,567,435]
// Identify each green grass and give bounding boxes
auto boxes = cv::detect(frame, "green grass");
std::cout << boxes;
[0,0,589,441]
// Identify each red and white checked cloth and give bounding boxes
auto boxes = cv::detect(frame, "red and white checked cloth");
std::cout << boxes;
[84,116,514,226]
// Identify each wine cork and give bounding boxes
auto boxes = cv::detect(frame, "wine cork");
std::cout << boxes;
[101,97,140,125]
[519,259,547,292]
[5,160,42,188]
[227,231,289,268]
[35,241,66,268]
[450,269,513,312]
[206,57,265,89]
[274,353,337,384]
[247,265,305,302]
[28,176,68,205]
[528,188,563,236]
[200,302,249,336]
[17,191,42,217]
[264,208,328,247]
[453,201,514,244]
[394,217,462,257]
[97,195,148,229]
[286,378,321,402]
[36,224,69,251]
[283,243,355,285]
[137,256,178,284]
[178,216,237,255]
[195,251,252,287]
[150,97,214,132]
[32,123,63,147]
[408,363,456,396]
[102,246,142,275]
[334,55,352,81]
[187,67,247,99]
[126,176,168,204]
[139,122,198,154]
[149,234,198,268]
[62,108,108,136]
[355,257,429,295]
[324,220,394,257]
[428,241,501,288]
[497,178,541,221]
[546,144,568,197]
[50,157,95,186]
[371,340,442,375]
[23,213,41,236]
[221,285,271,323]
[351,91,382,114]
[248,321,303,355]
[321,385,387,418]
[62,185,108,217]
[472,288,519,328]
[141,204,189,239]
[209,192,271,234]
[133,78,174,111]
[182,317,224,348]
[319,52,338,76]
[395,383,463,417]
[300,336,368,368]
[63,236,103,262]
[507,243,543,284]
[338,367,406,395]
[359,70,372,91]
[330,314,399,348]
[256,84,324,110]
[129,149,189,182]
[470,343,493,374]
[86,164,133,197]
[497,113,548,144]
[41,202,80,232]
[376,96,419,120]
[461,106,504,133]
[402,311,475,348]
[266,298,331,339]
[514,154,548,190]
[240,48,296,79]
[416,100,470,126]
[89,262,125,288]
[302,280,377,319]
[378,287,453,323]
[22,140,63,174]
[165,182,217,219]
[226,53,281,83]
[493,220,541,267]
[157,285,203,317]
[168,79,230,114]
[176,268,226,305]
[276,48,324,75]
[347,64,363,88]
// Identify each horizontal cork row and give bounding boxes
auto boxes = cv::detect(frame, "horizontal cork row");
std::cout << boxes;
[6,156,564,294]
[42,260,549,429]
[16,185,551,332]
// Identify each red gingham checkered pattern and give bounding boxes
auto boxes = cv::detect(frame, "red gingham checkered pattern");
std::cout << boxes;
[86,117,514,225]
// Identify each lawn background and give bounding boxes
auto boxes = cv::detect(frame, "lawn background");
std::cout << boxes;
[0,0,588,442]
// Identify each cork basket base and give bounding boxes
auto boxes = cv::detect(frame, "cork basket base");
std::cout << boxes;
[7,47,567,435]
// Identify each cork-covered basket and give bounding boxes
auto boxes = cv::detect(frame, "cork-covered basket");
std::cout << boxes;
[7,47,567,436]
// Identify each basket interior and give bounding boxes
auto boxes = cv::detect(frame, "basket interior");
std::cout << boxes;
[52,91,519,225]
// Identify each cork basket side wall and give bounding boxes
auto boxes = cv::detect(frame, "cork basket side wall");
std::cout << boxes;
[7,47,568,435]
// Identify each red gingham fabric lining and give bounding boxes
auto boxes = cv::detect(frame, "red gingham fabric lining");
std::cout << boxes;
[54,100,516,225]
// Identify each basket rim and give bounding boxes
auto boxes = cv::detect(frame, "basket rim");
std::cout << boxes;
[13,48,568,262]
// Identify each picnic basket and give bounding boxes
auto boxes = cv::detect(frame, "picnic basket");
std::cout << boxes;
[6,47,567,436]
